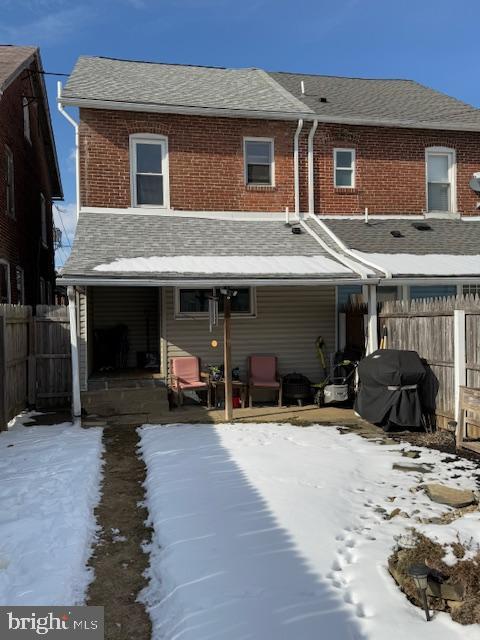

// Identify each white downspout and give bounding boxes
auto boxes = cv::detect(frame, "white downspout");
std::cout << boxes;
[67,286,82,420]
[293,119,304,218]
[307,119,318,215]
[57,82,80,220]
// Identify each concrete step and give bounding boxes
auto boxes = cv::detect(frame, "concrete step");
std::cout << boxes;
[81,386,168,418]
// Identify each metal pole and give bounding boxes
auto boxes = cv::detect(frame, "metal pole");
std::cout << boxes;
[223,296,232,421]
[67,286,82,420]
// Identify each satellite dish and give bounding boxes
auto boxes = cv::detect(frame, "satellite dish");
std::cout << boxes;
[469,176,480,194]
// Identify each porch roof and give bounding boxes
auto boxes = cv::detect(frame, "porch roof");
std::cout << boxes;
[60,210,363,285]
[318,217,480,278]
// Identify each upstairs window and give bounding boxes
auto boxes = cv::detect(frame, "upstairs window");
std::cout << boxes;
[426,148,455,213]
[0,261,10,303]
[5,146,15,218]
[334,148,355,188]
[40,193,48,248]
[130,134,169,207]
[23,97,31,142]
[244,138,274,186]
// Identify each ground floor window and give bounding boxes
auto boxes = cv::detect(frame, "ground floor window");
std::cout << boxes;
[463,284,480,297]
[0,261,10,303]
[15,266,24,304]
[410,285,457,300]
[176,287,255,317]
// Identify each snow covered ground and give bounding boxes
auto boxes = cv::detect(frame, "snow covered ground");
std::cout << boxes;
[0,414,103,605]
[139,423,480,640]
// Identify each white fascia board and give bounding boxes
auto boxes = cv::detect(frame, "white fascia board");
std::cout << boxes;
[59,96,313,121]
[59,96,480,132]
[79,206,294,222]
[58,276,375,287]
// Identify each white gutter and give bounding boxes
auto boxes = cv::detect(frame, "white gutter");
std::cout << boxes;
[309,215,392,278]
[57,82,80,220]
[293,119,304,217]
[307,120,318,214]
[299,220,371,279]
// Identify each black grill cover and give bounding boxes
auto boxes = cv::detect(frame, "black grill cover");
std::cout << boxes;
[355,349,426,429]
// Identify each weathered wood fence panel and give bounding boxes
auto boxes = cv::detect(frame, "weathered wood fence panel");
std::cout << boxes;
[380,295,480,434]
[0,304,71,429]
[34,305,71,410]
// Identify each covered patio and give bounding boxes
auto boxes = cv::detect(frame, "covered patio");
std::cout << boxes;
[59,209,379,420]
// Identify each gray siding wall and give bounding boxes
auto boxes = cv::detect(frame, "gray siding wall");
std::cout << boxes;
[91,286,160,370]
[164,286,336,382]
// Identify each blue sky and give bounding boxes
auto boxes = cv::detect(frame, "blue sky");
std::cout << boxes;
[2,0,478,266]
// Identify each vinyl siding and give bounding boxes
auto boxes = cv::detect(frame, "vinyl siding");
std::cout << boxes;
[164,285,336,382]
[91,286,160,370]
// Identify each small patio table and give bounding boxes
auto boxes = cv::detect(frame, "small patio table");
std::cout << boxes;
[210,379,248,409]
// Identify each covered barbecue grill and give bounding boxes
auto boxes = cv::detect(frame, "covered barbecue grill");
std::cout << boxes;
[355,349,428,430]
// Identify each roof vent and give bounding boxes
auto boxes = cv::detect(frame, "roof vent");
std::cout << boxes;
[291,225,302,235]
[390,230,404,238]
[319,97,328,103]
[412,222,432,231]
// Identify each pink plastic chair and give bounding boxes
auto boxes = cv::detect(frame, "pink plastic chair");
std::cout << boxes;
[248,355,283,407]
[171,356,211,407]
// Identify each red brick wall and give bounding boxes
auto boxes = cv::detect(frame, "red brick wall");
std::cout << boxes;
[79,109,296,212]
[0,61,55,304]
[79,109,480,217]
[313,123,480,215]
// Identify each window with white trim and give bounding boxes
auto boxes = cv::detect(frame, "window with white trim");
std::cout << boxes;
[39,277,46,305]
[5,145,14,218]
[0,261,10,303]
[463,284,480,297]
[334,148,355,188]
[426,148,455,213]
[15,266,25,304]
[40,193,48,248]
[23,97,31,142]
[244,138,274,186]
[130,135,168,207]
[176,287,255,317]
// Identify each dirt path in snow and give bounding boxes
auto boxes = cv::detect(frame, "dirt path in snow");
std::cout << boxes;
[87,425,152,640]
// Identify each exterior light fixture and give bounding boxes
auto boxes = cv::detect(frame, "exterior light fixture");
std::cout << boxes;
[408,564,431,621]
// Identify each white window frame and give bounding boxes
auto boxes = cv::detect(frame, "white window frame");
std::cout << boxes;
[129,133,169,209]
[15,266,25,305]
[175,287,257,319]
[23,97,31,143]
[425,147,456,214]
[40,193,48,248]
[243,137,275,186]
[334,148,356,188]
[0,260,11,303]
[5,145,15,218]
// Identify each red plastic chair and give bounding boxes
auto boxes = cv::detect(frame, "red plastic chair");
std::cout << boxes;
[248,355,283,407]
[170,357,211,407]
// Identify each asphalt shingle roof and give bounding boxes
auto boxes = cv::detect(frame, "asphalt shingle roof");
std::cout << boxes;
[269,72,480,131]
[322,218,480,255]
[61,212,354,280]
[62,57,311,115]
[0,45,36,93]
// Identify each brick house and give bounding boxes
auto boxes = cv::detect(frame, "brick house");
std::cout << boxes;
[0,45,62,306]
[57,56,480,417]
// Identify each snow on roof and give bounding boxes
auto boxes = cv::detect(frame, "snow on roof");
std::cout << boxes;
[353,252,480,277]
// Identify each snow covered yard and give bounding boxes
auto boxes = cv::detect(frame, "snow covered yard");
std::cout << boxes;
[139,423,480,640]
[0,414,103,605]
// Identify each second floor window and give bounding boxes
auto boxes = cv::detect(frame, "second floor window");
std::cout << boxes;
[426,148,455,213]
[40,193,48,248]
[334,148,355,188]
[130,135,168,207]
[5,146,14,218]
[244,138,274,186]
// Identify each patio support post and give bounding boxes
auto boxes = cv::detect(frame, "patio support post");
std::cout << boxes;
[67,286,82,420]
[224,296,232,421]
[366,284,378,355]
[454,309,466,424]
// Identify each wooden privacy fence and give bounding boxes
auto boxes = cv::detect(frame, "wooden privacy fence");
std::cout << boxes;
[0,304,71,430]
[379,295,480,435]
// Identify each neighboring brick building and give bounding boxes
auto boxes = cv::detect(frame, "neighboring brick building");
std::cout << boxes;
[0,45,62,305]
